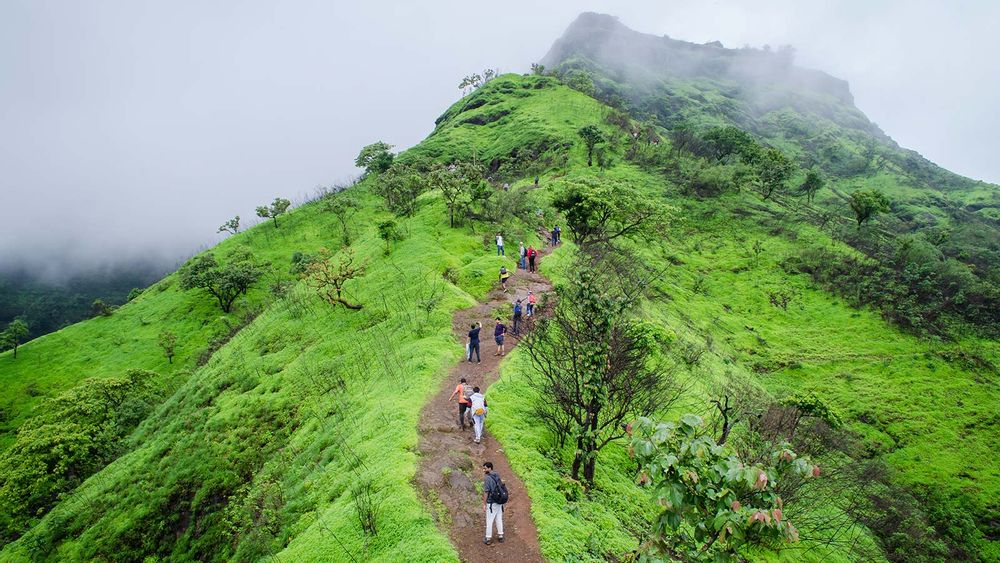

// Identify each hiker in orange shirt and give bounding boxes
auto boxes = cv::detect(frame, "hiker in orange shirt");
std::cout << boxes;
[448,377,474,430]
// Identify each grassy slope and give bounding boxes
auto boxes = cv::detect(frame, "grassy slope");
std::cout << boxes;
[413,77,996,559]
[2,190,511,560]
[3,74,996,560]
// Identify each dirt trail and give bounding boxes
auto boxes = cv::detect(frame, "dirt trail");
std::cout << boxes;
[415,248,553,563]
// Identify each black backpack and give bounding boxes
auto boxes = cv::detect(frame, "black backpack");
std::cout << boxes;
[488,473,509,505]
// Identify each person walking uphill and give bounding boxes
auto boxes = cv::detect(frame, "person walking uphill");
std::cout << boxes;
[527,290,537,317]
[470,386,488,444]
[449,377,473,430]
[527,245,538,273]
[493,317,507,356]
[499,266,511,292]
[512,300,523,337]
[496,233,505,256]
[467,323,482,364]
[483,462,509,545]
[518,242,526,270]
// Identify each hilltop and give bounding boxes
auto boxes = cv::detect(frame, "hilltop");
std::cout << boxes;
[1,13,998,562]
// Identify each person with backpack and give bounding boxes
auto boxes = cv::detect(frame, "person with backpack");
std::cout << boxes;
[518,242,526,270]
[467,323,481,364]
[493,317,507,356]
[495,233,504,256]
[499,266,510,291]
[483,461,508,545]
[526,290,537,317]
[527,246,537,273]
[470,386,488,443]
[553,225,561,245]
[512,300,523,336]
[448,377,473,430]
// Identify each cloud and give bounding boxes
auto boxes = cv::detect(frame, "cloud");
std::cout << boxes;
[1,0,996,280]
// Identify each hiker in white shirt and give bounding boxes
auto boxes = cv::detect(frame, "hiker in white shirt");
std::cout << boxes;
[469,387,488,443]
[495,233,505,256]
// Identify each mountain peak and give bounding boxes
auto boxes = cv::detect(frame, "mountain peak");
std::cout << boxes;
[542,12,855,107]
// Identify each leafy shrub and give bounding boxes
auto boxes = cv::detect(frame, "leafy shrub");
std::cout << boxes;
[0,370,161,544]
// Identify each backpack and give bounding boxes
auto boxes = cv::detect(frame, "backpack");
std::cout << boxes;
[514,303,522,316]
[529,248,537,258]
[462,384,475,403]
[488,473,509,505]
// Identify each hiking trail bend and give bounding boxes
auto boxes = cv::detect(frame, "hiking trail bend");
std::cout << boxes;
[415,248,553,563]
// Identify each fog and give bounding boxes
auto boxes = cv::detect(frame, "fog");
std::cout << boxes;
[2,0,997,282]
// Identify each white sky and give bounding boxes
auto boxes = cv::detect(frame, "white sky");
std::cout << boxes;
[2,0,997,278]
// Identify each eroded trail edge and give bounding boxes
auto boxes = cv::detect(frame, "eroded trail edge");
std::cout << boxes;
[415,252,553,563]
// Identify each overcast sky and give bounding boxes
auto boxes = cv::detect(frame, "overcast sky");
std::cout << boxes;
[2,0,998,281]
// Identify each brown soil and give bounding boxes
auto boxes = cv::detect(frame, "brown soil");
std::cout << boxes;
[415,250,553,563]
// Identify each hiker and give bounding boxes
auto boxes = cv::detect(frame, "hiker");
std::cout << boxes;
[483,462,506,545]
[527,245,537,273]
[518,242,526,270]
[526,290,537,317]
[499,266,510,291]
[494,317,507,356]
[496,233,504,256]
[467,322,482,364]
[470,386,488,443]
[553,225,561,245]
[449,377,473,430]
[534,175,539,186]
[512,300,523,336]
[502,182,510,192]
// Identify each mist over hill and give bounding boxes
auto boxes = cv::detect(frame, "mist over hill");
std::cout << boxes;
[0,9,997,563]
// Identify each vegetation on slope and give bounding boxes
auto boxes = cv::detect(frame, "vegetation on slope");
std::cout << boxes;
[2,62,997,562]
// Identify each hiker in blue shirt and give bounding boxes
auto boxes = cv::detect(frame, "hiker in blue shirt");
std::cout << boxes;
[512,300,523,336]
[483,462,505,544]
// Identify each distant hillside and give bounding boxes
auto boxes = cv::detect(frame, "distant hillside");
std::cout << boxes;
[1,14,997,563]
[0,264,167,341]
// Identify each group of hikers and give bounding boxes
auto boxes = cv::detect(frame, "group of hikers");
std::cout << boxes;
[448,378,509,545]
[498,227,560,292]
[443,234,554,547]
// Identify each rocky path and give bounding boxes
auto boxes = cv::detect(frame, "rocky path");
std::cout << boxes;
[415,250,553,562]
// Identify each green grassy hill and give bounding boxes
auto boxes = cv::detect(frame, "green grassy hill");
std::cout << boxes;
[1,40,997,563]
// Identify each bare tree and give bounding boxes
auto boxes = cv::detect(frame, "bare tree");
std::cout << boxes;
[522,258,682,486]
[301,247,365,310]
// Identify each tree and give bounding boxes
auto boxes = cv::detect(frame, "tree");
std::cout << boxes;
[427,164,465,228]
[797,170,825,203]
[530,63,546,75]
[374,165,424,216]
[427,161,485,227]
[256,198,291,228]
[324,195,359,246]
[1,319,29,359]
[564,70,595,96]
[127,288,143,302]
[753,147,794,200]
[377,220,401,254]
[158,330,177,364]
[703,126,758,162]
[849,189,891,228]
[300,247,365,310]
[459,69,499,94]
[629,415,820,561]
[90,299,113,317]
[578,125,606,167]
[218,215,240,235]
[354,141,395,175]
[523,265,681,486]
[552,177,670,249]
[178,252,264,313]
